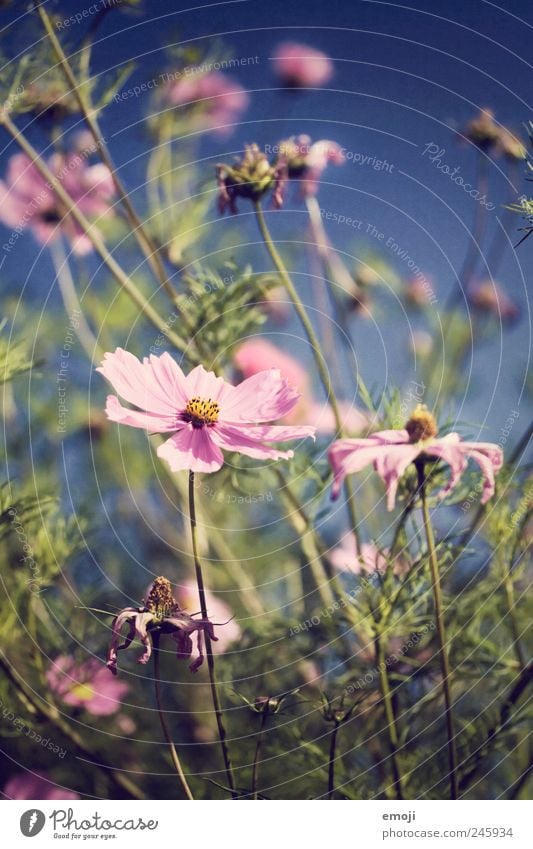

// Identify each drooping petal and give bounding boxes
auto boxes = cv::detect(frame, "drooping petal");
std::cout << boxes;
[134,612,156,666]
[106,608,139,675]
[424,433,468,501]
[104,395,177,432]
[157,425,224,473]
[220,369,301,423]
[97,348,178,416]
[211,423,309,461]
[328,438,398,500]
[372,443,422,510]
[459,442,503,504]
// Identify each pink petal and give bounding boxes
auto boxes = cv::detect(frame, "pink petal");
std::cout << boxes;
[104,394,177,431]
[424,433,468,501]
[184,364,232,403]
[157,425,224,473]
[212,422,312,461]
[144,352,189,407]
[97,348,178,416]
[220,369,300,423]
[459,443,503,504]
[373,443,422,510]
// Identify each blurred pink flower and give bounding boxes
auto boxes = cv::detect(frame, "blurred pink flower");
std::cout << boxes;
[233,339,310,393]
[176,580,241,653]
[278,135,344,197]
[329,404,503,508]
[0,151,115,255]
[468,280,519,324]
[329,532,408,576]
[3,771,79,800]
[273,43,333,88]
[47,655,128,716]
[307,400,368,436]
[98,348,315,473]
[162,71,248,134]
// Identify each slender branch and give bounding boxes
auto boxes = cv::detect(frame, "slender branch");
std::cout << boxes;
[35,2,179,305]
[375,634,405,800]
[50,239,101,362]
[254,201,361,552]
[0,112,189,356]
[188,471,236,797]
[327,720,340,799]
[418,465,458,799]
[152,633,194,800]
[251,710,267,800]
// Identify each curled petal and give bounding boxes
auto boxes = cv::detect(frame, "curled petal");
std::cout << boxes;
[372,443,422,510]
[106,608,138,675]
[133,612,155,666]
[460,443,503,504]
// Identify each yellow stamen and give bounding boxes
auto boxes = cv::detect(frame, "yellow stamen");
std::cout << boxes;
[146,576,176,619]
[183,397,220,427]
[405,404,438,443]
[70,683,94,702]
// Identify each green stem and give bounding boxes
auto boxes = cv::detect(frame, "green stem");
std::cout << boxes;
[418,466,458,799]
[327,721,340,799]
[152,633,194,800]
[375,635,404,799]
[0,113,189,356]
[35,2,179,306]
[188,471,236,797]
[251,711,267,800]
[254,201,361,552]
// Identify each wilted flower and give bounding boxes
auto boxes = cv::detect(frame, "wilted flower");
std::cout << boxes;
[462,108,502,151]
[160,71,248,135]
[107,576,218,675]
[47,655,128,716]
[277,134,344,197]
[98,348,315,473]
[3,771,79,800]
[329,404,503,509]
[273,42,333,88]
[176,580,241,653]
[468,280,519,323]
[0,151,116,255]
[216,144,286,213]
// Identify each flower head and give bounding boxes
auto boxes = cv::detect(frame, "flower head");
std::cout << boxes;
[0,151,115,255]
[47,655,128,716]
[97,348,315,473]
[107,576,218,675]
[329,404,503,509]
[216,144,286,213]
[276,135,344,197]
[273,42,333,88]
[468,280,519,324]
[159,70,248,135]
[462,108,502,151]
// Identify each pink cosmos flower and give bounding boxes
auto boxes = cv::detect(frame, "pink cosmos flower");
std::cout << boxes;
[176,580,241,653]
[97,348,315,473]
[273,43,334,88]
[3,771,79,800]
[329,405,503,509]
[46,655,128,716]
[329,532,408,576]
[277,135,344,197]
[162,71,248,135]
[0,151,115,255]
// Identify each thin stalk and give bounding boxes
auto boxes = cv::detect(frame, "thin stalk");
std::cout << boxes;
[0,112,189,356]
[375,634,404,799]
[188,471,236,797]
[50,239,101,362]
[254,201,361,552]
[327,721,340,799]
[152,633,194,800]
[36,3,178,305]
[251,711,267,799]
[418,466,458,799]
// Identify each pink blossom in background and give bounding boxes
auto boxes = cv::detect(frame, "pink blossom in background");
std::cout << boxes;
[306,400,368,436]
[468,280,519,323]
[176,580,241,653]
[329,532,408,576]
[47,655,128,716]
[98,349,315,474]
[273,43,333,88]
[0,152,116,255]
[278,135,345,197]
[162,71,248,134]
[3,771,79,800]
[329,404,503,509]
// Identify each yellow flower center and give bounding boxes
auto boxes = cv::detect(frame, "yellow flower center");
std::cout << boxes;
[405,404,438,443]
[69,683,94,702]
[183,397,220,428]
